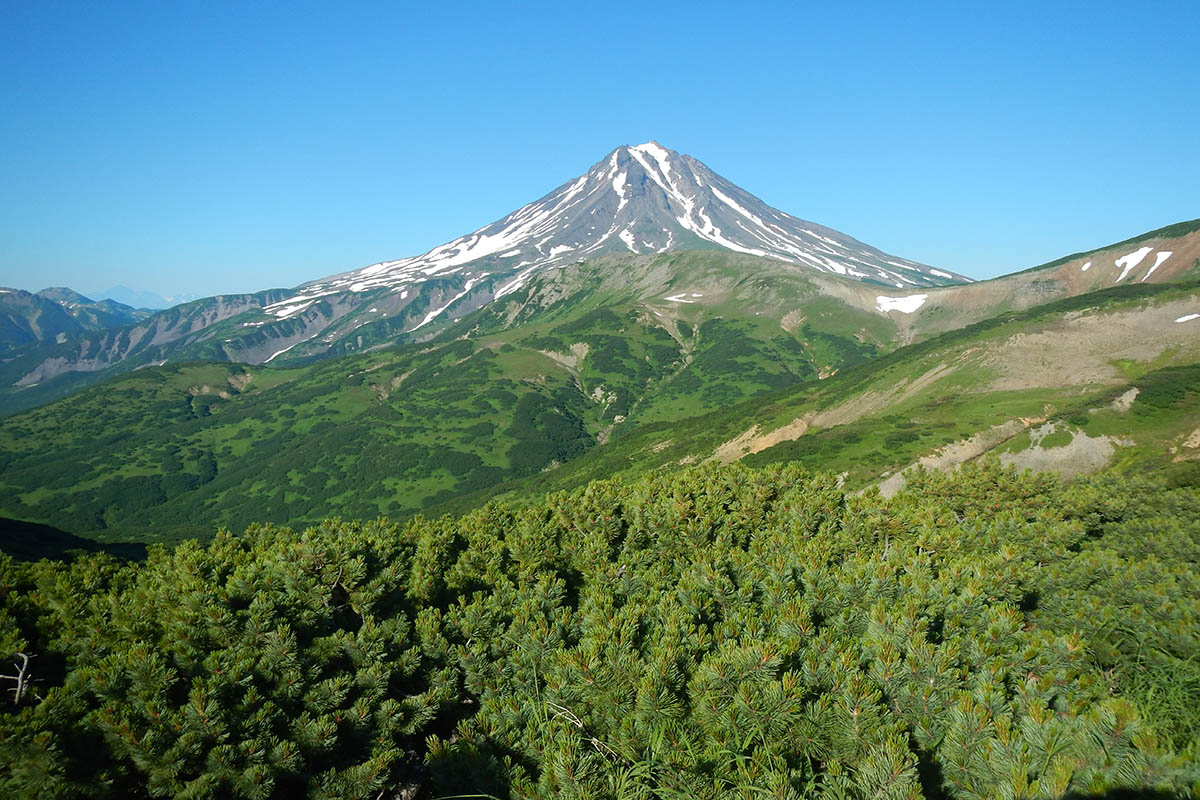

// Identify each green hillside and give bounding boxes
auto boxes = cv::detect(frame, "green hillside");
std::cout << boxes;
[448,280,1200,513]
[0,254,898,544]
[2,248,1198,549]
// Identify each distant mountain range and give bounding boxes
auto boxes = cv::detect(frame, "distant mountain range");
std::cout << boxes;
[1,209,1195,419]
[0,287,151,350]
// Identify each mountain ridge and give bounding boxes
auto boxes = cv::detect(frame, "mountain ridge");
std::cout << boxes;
[0,286,151,351]
[1,128,1197,424]
[429,278,1200,516]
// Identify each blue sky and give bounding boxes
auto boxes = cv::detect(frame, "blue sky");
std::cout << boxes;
[1,0,1197,299]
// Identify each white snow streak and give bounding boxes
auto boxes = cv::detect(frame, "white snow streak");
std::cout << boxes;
[269,301,315,319]
[632,141,670,158]
[1175,314,1200,323]
[1141,251,1172,281]
[264,343,299,363]
[1114,246,1153,283]
[410,279,480,331]
[496,263,542,299]
[619,229,639,252]
[1080,261,1092,272]
[710,186,765,226]
[612,171,628,212]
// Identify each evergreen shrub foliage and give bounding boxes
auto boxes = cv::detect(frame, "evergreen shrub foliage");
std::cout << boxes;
[1,461,1197,798]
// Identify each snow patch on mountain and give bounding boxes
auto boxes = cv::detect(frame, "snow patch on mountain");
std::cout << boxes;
[1141,251,1172,281]
[619,229,639,252]
[1114,246,1154,283]
[270,301,316,319]
[612,171,628,212]
[410,278,482,332]
[876,294,929,314]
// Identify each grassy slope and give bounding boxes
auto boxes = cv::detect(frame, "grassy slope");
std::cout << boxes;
[438,280,1200,514]
[1007,217,1200,276]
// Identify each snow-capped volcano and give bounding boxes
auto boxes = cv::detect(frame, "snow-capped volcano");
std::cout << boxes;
[280,142,967,319]
[4,142,979,397]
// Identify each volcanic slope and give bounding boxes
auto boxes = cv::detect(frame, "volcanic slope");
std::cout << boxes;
[0,141,968,416]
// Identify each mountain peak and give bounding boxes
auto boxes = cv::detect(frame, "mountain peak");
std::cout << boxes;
[36,287,95,305]
[277,143,971,332]
[628,139,674,156]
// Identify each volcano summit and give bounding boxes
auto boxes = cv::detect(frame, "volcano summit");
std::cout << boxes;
[287,141,969,324]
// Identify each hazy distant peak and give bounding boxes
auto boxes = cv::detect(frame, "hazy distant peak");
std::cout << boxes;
[36,287,95,305]
[95,286,196,310]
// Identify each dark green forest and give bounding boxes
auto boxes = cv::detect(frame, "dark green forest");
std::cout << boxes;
[3,461,1198,798]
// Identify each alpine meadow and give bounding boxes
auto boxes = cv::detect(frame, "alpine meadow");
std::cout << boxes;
[2,22,1200,795]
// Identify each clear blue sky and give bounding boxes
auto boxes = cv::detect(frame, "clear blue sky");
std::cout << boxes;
[2,0,1197,299]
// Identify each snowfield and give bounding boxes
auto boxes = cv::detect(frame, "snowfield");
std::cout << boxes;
[875,294,928,314]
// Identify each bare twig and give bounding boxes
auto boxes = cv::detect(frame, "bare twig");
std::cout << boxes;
[2,653,33,706]
[546,701,621,760]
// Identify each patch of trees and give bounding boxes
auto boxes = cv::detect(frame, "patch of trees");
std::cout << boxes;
[799,323,878,369]
[1133,364,1200,415]
[685,320,808,398]
[504,390,593,476]
[579,335,641,380]
[1,460,1197,798]
[552,308,623,336]
[519,335,565,352]
[745,427,864,468]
